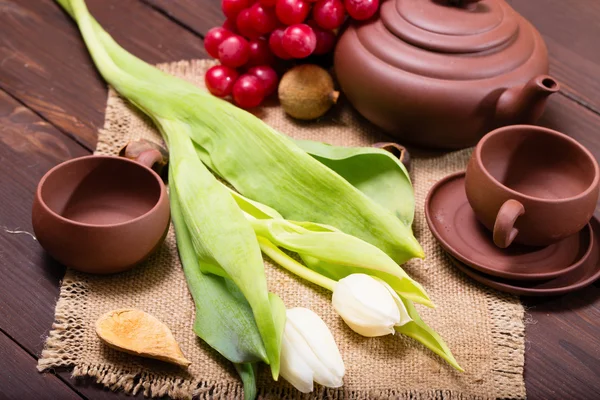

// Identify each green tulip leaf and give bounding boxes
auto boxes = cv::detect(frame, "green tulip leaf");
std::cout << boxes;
[170,187,268,365]
[251,218,432,307]
[395,297,463,372]
[294,139,415,226]
[169,129,281,378]
[234,363,258,400]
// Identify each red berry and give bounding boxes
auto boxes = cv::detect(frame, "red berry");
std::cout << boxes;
[307,21,336,55]
[275,0,311,25]
[236,8,262,39]
[222,18,239,33]
[247,38,275,67]
[218,36,250,67]
[222,0,250,19]
[344,0,379,20]
[312,0,345,30]
[250,4,279,34]
[259,0,277,5]
[233,74,265,108]
[205,65,239,97]
[269,28,293,60]
[204,27,234,59]
[282,24,316,58]
[248,65,279,96]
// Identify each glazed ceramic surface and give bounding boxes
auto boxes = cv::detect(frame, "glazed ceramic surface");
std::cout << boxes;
[32,155,170,274]
[466,125,600,247]
[447,216,600,296]
[334,0,559,148]
[425,172,593,280]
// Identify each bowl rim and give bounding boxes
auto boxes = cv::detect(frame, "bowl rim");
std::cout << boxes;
[474,125,600,204]
[35,155,167,229]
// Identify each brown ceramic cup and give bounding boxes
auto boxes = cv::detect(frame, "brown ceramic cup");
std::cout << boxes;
[465,125,600,248]
[32,149,170,274]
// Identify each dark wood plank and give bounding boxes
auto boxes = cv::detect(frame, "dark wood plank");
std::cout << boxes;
[0,0,207,150]
[55,370,150,400]
[143,0,222,38]
[538,88,600,162]
[0,90,88,354]
[0,90,145,400]
[0,330,81,400]
[524,285,600,399]
[509,0,600,114]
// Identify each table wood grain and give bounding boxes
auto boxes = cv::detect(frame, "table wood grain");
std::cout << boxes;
[0,330,82,400]
[0,0,598,399]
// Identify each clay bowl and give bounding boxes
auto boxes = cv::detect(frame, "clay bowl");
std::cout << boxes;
[32,154,170,274]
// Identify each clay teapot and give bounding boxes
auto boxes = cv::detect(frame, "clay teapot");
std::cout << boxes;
[334,0,560,149]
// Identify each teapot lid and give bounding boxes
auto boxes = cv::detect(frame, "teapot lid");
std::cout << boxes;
[383,0,519,53]
[353,0,539,80]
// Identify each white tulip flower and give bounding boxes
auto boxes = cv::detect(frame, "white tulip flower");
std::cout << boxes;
[279,307,345,393]
[332,273,412,337]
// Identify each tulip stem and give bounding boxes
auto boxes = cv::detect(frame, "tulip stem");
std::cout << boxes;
[257,237,337,292]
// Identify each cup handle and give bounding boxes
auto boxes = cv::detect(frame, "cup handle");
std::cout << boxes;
[119,139,169,176]
[372,142,411,172]
[493,199,525,248]
[135,149,164,170]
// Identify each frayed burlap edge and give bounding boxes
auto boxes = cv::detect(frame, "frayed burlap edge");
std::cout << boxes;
[486,289,526,397]
[39,283,522,400]
[38,274,201,400]
[38,59,526,400]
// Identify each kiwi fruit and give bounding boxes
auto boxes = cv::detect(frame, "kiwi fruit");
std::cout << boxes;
[278,64,339,120]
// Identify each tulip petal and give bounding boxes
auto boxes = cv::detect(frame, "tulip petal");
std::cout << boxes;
[336,274,400,320]
[379,279,413,327]
[332,274,402,337]
[286,316,339,387]
[342,319,396,337]
[286,308,345,387]
[280,327,314,393]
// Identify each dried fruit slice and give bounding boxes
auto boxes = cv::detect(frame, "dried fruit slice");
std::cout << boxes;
[95,309,191,367]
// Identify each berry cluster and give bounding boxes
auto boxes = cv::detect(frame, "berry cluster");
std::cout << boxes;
[204,0,380,108]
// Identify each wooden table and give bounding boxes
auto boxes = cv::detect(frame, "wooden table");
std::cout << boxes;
[1,1,599,399]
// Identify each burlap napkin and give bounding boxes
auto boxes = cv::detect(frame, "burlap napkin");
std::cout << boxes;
[38,60,526,399]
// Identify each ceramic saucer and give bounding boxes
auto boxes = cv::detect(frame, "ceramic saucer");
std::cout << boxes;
[446,216,600,296]
[425,172,593,281]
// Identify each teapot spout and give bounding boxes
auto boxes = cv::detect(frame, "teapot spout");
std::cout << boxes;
[495,75,560,124]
